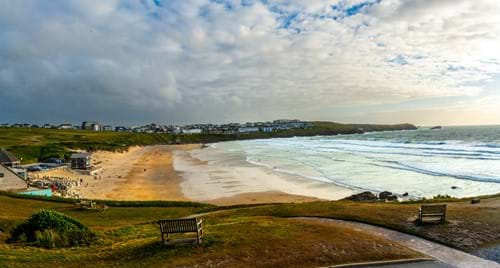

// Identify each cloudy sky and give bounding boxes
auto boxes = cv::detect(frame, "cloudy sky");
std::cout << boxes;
[1,0,499,126]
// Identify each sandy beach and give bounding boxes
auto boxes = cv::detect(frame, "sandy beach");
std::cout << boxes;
[35,144,347,205]
[175,144,356,203]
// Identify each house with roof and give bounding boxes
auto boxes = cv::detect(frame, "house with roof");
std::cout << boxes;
[0,148,21,167]
[0,163,28,191]
[70,153,91,169]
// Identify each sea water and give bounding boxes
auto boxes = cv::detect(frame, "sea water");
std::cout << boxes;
[216,126,500,198]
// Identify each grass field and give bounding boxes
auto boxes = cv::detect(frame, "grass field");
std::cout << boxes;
[1,193,499,267]
[0,122,416,164]
[0,194,425,268]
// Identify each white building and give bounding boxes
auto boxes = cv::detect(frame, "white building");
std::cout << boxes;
[261,127,274,133]
[238,127,259,133]
[182,128,202,134]
[58,124,74,130]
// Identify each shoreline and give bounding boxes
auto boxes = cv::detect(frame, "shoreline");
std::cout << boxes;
[34,144,333,205]
[174,143,356,203]
[32,142,500,206]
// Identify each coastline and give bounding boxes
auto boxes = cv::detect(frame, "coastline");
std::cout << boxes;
[36,144,338,205]
[174,143,356,203]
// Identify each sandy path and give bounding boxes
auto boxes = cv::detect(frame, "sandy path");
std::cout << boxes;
[293,217,500,268]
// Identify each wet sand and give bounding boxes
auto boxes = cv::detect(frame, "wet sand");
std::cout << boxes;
[175,144,356,203]
[36,144,353,205]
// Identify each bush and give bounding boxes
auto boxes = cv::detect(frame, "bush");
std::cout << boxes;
[8,210,96,248]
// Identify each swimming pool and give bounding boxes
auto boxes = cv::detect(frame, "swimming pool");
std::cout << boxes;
[21,189,53,197]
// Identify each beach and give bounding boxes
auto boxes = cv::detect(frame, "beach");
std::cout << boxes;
[175,144,355,203]
[35,144,350,204]
[34,126,500,204]
[36,145,192,201]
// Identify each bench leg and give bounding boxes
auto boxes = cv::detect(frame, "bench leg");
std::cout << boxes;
[161,233,165,245]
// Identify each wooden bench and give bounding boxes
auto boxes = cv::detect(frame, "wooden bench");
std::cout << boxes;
[79,200,96,209]
[419,204,446,224]
[77,200,108,211]
[158,218,203,245]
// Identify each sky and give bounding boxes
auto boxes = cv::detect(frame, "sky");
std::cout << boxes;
[1,0,499,126]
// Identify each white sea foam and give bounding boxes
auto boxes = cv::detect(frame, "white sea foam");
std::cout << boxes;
[228,129,500,198]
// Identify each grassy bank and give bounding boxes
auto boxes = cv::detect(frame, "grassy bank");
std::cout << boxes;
[1,193,499,267]
[0,194,423,268]
[0,122,416,164]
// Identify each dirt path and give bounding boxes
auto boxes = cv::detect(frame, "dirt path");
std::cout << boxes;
[293,217,499,268]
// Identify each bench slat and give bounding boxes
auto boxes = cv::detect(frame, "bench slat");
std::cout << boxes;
[158,217,203,245]
[419,204,446,224]
[159,218,199,233]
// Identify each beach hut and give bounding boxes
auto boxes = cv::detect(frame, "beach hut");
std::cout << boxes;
[70,153,91,170]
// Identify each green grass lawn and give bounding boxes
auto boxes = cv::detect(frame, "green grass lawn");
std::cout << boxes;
[225,198,500,251]
[0,194,425,268]
[1,193,497,267]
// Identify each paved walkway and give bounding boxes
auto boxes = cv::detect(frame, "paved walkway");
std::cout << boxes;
[293,217,500,268]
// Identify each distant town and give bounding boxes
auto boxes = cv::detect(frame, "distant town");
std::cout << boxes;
[0,119,314,135]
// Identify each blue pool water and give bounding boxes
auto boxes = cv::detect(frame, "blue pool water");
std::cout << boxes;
[21,189,53,197]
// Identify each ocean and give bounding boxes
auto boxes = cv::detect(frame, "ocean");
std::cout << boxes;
[216,125,500,198]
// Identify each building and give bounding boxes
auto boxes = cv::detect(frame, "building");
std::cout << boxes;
[182,128,202,134]
[70,153,91,169]
[0,164,27,191]
[238,127,259,133]
[82,121,100,131]
[261,126,274,133]
[0,148,21,167]
[58,123,74,130]
[102,125,113,131]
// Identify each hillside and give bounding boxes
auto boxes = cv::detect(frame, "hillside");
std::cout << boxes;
[0,122,416,164]
[0,193,422,268]
[0,192,499,267]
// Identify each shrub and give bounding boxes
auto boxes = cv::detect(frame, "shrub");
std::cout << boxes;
[8,210,96,248]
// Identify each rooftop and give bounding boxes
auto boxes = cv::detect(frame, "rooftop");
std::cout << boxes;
[70,153,91,159]
[0,148,20,164]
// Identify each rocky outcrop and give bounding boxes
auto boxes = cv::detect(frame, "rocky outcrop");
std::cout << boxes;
[344,191,401,202]
[343,191,379,202]
[379,191,398,201]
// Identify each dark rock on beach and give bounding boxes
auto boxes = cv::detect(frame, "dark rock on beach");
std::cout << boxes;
[379,191,393,200]
[379,191,399,201]
[343,191,379,202]
[386,195,398,201]
[345,190,402,202]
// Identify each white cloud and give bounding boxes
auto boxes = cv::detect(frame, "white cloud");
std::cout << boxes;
[1,0,499,124]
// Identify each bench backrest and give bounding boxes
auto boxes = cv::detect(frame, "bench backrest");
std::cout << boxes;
[421,204,446,214]
[80,200,95,207]
[159,218,199,233]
